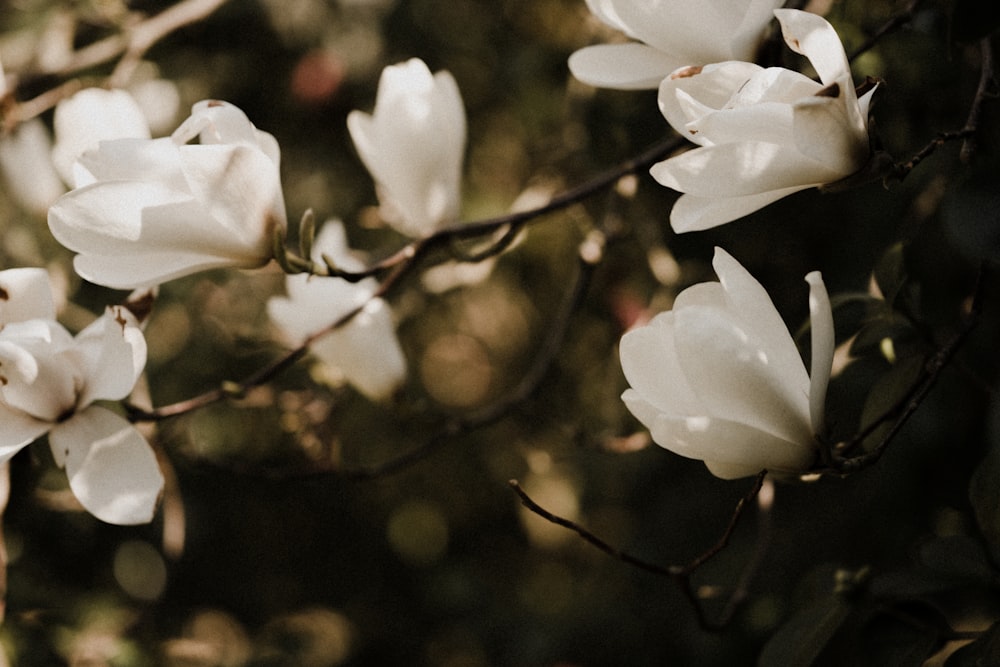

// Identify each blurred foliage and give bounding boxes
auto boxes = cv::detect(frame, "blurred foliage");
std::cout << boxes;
[0,0,999,665]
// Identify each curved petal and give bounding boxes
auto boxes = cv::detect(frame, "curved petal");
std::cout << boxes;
[806,271,834,435]
[50,407,163,525]
[0,267,56,324]
[0,329,79,422]
[659,61,763,142]
[0,118,66,214]
[792,93,869,175]
[52,88,151,185]
[311,299,407,401]
[0,404,50,462]
[619,311,702,418]
[651,142,844,198]
[49,181,272,289]
[71,306,147,406]
[668,185,813,232]
[774,9,850,86]
[712,248,812,397]
[650,412,815,477]
[569,44,680,90]
[672,304,813,444]
[177,143,286,243]
[72,137,188,191]
[173,100,260,148]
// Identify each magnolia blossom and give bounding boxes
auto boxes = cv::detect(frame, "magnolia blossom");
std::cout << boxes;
[651,9,876,232]
[48,100,286,289]
[569,0,784,90]
[0,268,163,524]
[52,88,152,186]
[348,58,466,238]
[0,118,66,215]
[267,220,406,400]
[619,248,834,479]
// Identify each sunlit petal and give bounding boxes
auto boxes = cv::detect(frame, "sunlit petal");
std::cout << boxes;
[50,407,163,525]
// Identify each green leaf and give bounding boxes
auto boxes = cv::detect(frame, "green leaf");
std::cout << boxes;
[758,596,853,667]
[857,353,926,451]
[873,242,907,307]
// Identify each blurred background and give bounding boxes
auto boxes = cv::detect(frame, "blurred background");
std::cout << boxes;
[0,0,999,664]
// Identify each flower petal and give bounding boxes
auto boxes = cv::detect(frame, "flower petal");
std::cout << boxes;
[659,62,764,143]
[50,407,163,525]
[177,143,286,244]
[71,306,147,406]
[619,311,703,419]
[651,141,843,198]
[0,267,56,324]
[52,88,151,185]
[310,298,407,401]
[792,93,868,175]
[712,248,812,398]
[0,403,50,463]
[668,185,812,232]
[650,412,815,478]
[774,9,850,86]
[806,271,834,435]
[569,44,681,90]
[672,303,813,444]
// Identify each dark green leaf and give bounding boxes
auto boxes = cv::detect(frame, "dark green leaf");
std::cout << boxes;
[758,596,852,667]
[944,621,1000,666]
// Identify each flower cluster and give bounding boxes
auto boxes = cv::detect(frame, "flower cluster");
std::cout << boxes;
[0,268,162,524]
[0,5,878,523]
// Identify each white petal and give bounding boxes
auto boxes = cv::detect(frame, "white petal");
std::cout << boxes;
[0,404,50,462]
[651,142,843,198]
[310,299,407,401]
[52,88,151,185]
[668,185,813,232]
[672,304,813,444]
[569,44,680,90]
[792,93,869,175]
[0,326,79,422]
[618,311,702,417]
[712,248,812,397]
[774,9,850,86]
[0,267,56,324]
[806,271,834,435]
[177,143,286,244]
[650,412,815,477]
[49,180,272,289]
[0,118,66,214]
[71,306,147,406]
[659,62,763,140]
[50,407,163,525]
[72,137,188,191]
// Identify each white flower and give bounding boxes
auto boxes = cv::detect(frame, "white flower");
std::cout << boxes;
[47,100,286,289]
[651,9,876,232]
[267,220,406,400]
[569,0,784,90]
[52,88,152,186]
[0,118,66,215]
[0,268,163,524]
[348,58,466,238]
[619,247,834,480]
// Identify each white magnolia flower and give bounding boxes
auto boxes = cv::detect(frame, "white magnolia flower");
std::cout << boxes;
[48,100,286,289]
[0,268,163,524]
[348,58,466,238]
[651,9,876,232]
[52,88,152,186]
[619,247,834,480]
[267,220,406,400]
[0,118,66,215]
[569,0,784,90]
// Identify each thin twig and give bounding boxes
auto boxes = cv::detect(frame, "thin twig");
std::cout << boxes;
[128,136,684,422]
[849,0,923,63]
[828,268,985,473]
[509,470,769,631]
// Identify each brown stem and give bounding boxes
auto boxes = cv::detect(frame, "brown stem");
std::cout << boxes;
[509,470,769,631]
